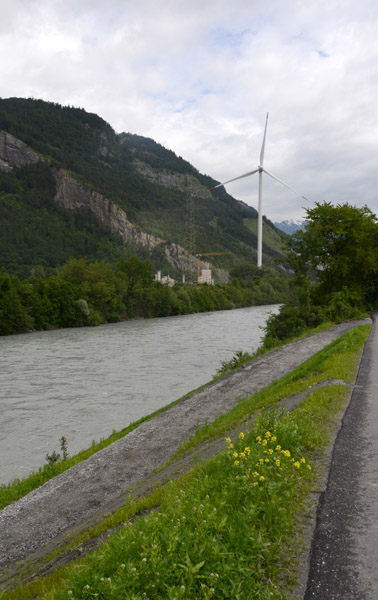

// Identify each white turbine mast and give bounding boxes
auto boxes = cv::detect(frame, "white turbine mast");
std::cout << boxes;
[209,113,308,268]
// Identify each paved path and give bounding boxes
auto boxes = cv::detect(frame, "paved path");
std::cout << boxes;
[305,313,378,599]
[0,318,369,587]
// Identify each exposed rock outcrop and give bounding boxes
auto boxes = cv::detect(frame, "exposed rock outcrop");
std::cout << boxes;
[0,131,43,172]
[53,169,161,249]
[52,169,198,273]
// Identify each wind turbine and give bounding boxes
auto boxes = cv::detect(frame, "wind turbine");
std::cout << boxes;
[209,113,308,268]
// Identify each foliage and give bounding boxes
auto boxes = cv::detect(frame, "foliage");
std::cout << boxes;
[283,201,378,307]
[215,350,254,377]
[0,255,289,336]
[262,201,378,347]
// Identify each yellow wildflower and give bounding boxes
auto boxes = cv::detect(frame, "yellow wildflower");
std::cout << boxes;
[275,445,281,452]
[239,432,245,440]
[253,481,258,486]
[265,431,271,438]
[268,448,274,455]
[239,452,246,459]
[234,460,240,466]
[233,452,239,459]
[265,458,270,463]
[307,464,312,470]
[262,439,268,446]
[259,475,265,482]
[256,436,262,443]
[229,443,234,449]
[275,459,281,467]
[244,446,251,455]
[225,437,231,444]
[259,458,264,464]
[293,461,301,469]
[271,436,277,442]
[252,471,259,477]
[300,457,306,463]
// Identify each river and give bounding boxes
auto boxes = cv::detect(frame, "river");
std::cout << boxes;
[0,305,279,485]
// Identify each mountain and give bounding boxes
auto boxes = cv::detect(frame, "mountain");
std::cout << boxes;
[0,98,285,279]
[274,219,307,235]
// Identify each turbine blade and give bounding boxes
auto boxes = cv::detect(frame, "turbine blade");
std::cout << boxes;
[209,168,259,190]
[259,112,269,166]
[263,168,309,201]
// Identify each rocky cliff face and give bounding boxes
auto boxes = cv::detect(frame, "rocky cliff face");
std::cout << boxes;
[0,131,43,172]
[0,130,228,280]
[53,169,160,248]
[51,169,198,273]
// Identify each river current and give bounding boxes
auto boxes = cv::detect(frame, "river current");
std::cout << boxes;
[0,305,279,485]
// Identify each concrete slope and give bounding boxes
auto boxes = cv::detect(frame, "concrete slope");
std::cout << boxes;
[0,319,369,582]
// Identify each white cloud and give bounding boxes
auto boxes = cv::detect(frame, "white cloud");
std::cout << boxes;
[1,0,378,221]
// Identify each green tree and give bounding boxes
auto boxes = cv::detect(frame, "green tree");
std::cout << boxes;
[284,202,378,308]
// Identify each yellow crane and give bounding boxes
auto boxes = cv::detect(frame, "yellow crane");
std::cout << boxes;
[196,252,231,284]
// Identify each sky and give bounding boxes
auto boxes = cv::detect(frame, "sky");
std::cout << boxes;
[1,0,378,222]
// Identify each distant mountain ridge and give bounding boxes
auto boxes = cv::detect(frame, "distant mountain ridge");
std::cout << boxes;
[274,219,307,234]
[0,97,285,278]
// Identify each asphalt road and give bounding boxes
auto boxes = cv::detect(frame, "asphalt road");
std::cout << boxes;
[305,312,378,599]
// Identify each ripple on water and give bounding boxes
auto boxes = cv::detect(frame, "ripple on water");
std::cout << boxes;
[0,305,279,484]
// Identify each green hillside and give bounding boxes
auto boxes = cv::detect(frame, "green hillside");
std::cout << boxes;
[0,97,285,278]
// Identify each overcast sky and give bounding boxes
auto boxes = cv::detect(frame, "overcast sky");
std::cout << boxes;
[1,0,378,222]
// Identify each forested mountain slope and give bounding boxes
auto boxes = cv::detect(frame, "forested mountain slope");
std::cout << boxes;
[0,98,284,278]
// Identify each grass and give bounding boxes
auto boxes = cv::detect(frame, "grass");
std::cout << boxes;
[1,323,370,600]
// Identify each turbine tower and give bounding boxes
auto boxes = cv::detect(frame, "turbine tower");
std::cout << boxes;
[210,114,308,268]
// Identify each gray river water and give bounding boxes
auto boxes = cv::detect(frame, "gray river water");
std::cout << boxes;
[0,305,279,485]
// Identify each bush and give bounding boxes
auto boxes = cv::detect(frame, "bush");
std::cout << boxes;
[320,289,362,323]
[263,306,307,346]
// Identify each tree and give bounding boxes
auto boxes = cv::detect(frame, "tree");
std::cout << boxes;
[284,202,378,308]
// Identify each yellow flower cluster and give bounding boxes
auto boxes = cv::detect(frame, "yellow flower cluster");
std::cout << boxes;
[225,430,312,485]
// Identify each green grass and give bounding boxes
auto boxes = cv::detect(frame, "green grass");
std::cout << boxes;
[1,324,370,600]
[243,218,284,254]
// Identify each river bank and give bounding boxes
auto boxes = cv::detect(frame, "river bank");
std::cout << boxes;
[0,318,370,594]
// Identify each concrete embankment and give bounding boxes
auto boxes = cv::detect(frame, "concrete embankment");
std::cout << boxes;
[0,318,370,590]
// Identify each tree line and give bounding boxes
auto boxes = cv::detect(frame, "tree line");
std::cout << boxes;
[0,255,289,336]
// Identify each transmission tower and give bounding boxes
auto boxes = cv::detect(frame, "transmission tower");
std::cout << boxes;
[184,176,196,282]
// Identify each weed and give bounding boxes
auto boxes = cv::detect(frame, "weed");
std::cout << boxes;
[214,349,254,377]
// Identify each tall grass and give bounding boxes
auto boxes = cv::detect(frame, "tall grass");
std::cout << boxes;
[47,412,316,600]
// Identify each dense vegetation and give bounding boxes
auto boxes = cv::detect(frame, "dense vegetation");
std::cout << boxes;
[0,255,289,336]
[263,202,378,346]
